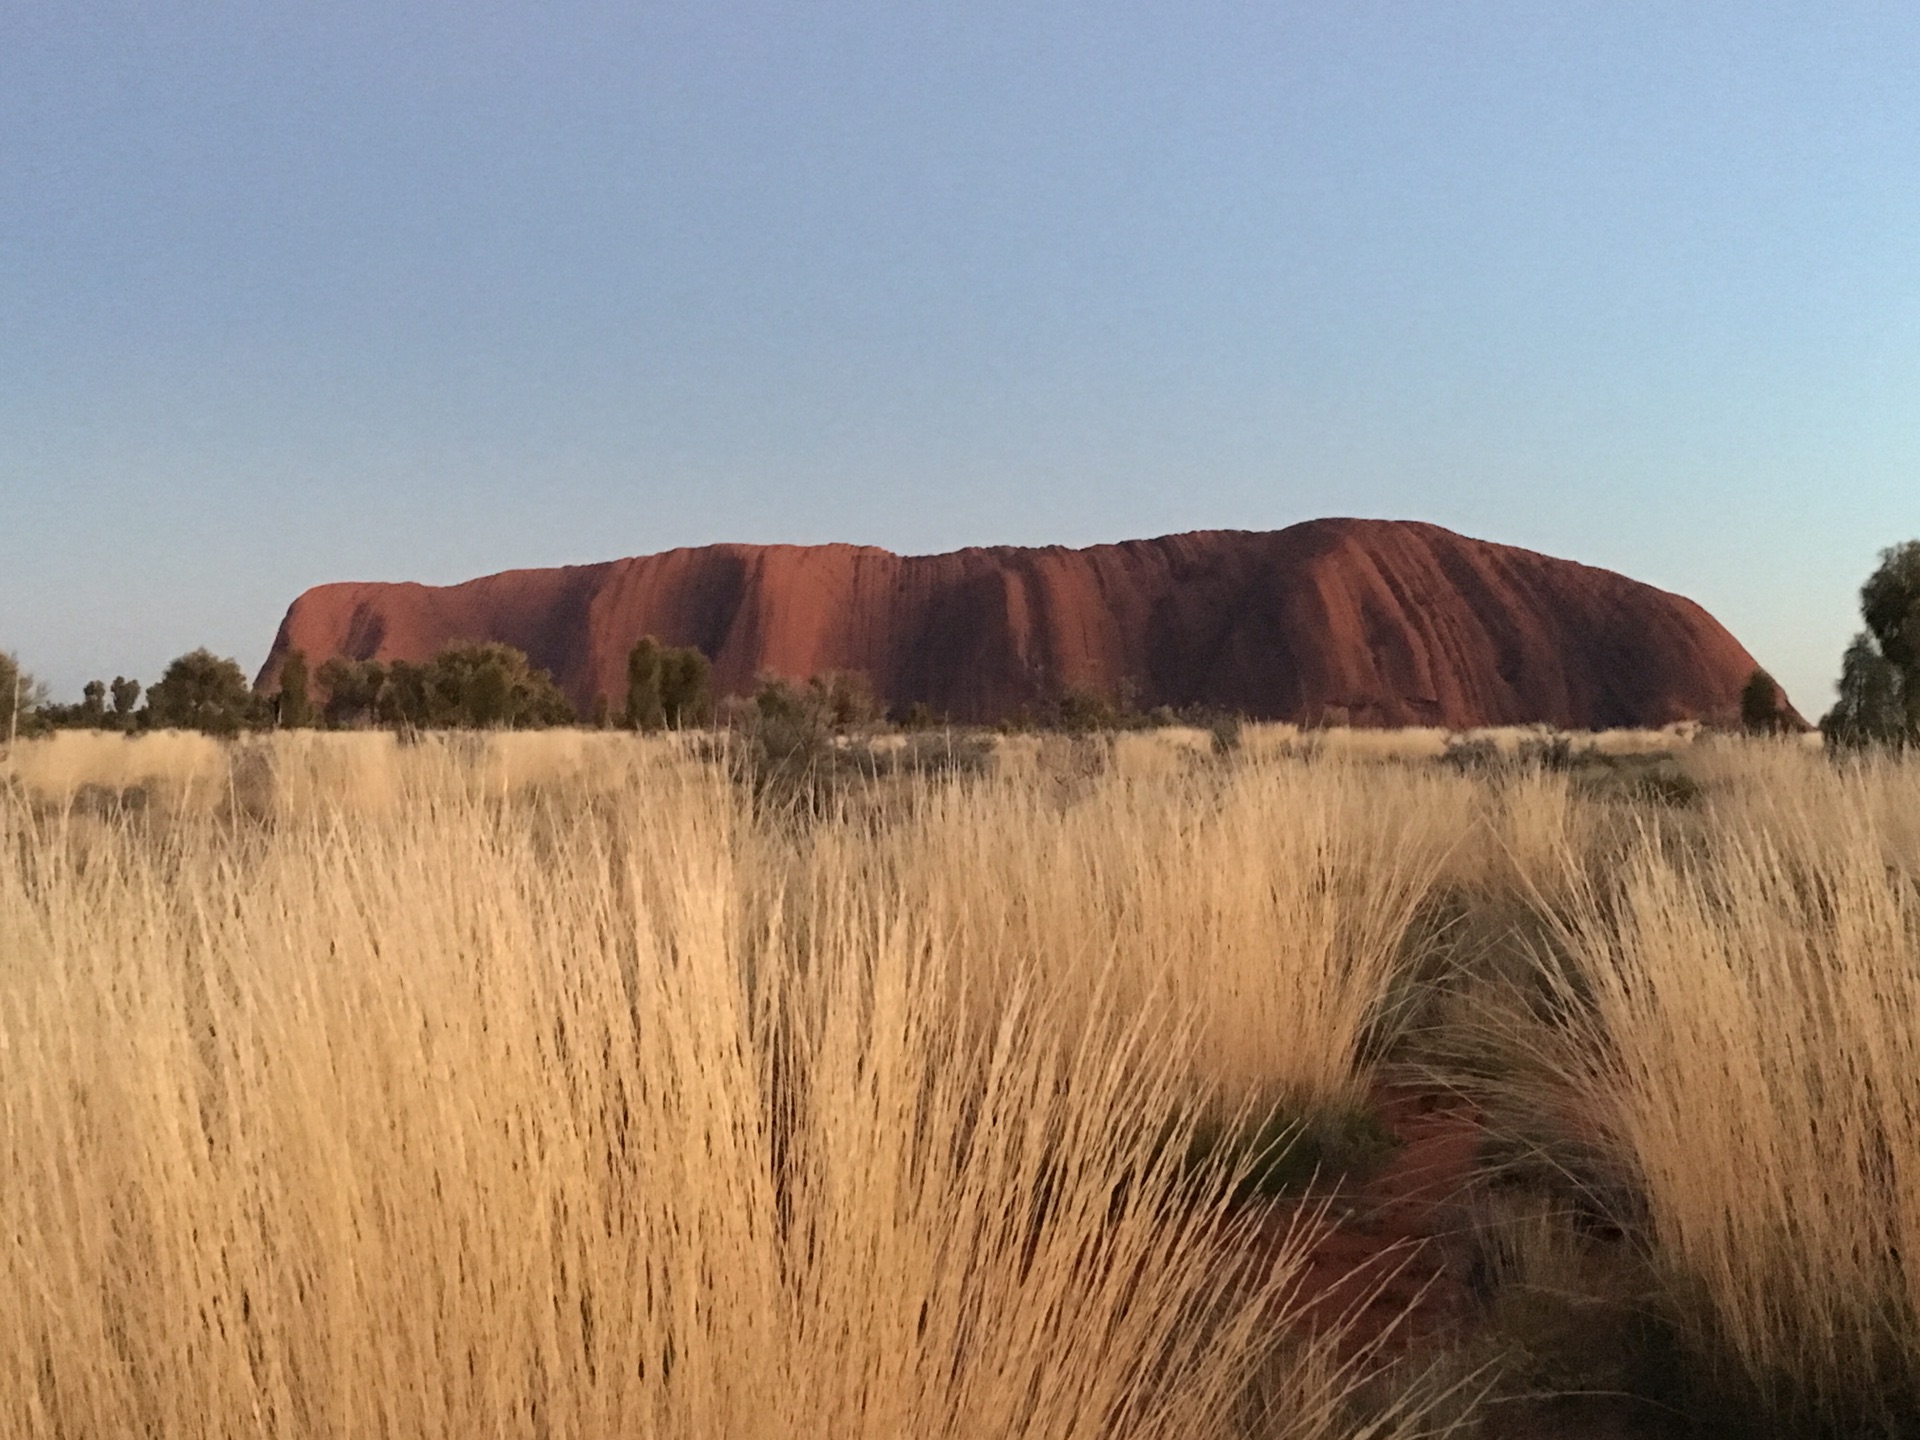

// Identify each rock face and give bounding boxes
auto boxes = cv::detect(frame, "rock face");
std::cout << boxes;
[257,520,1787,729]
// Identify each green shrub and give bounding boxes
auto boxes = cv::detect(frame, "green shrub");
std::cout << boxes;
[110,676,142,731]
[748,676,827,763]
[898,699,941,731]
[276,649,313,728]
[623,638,665,731]
[1052,687,1123,733]
[317,657,385,728]
[807,670,877,729]
[659,645,712,728]
[414,644,573,729]
[318,646,572,730]
[145,649,261,736]
[624,638,711,730]
[1740,668,1788,735]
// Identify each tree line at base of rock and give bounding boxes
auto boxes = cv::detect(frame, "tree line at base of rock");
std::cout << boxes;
[3,650,256,737]
[0,639,721,738]
[308,646,575,730]
[6,548,1920,746]
[2,644,581,738]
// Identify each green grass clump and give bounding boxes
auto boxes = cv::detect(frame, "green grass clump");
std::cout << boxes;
[1186,1102,1399,1203]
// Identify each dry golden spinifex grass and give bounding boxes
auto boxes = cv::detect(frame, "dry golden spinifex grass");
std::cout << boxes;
[1534,745,1920,1417]
[0,735,1452,1440]
[11,728,1920,1434]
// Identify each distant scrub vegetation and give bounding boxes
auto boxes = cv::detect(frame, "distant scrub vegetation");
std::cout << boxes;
[620,637,713,731]
[5,536,1920,748]
[5,643,580,738]
[315,644,574,730]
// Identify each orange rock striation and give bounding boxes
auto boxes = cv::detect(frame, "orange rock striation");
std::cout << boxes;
[256,519,1786,729]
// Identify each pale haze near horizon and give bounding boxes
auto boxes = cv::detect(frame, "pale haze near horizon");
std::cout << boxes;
[3,3,1916,716]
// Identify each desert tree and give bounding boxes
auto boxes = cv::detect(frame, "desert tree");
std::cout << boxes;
[1823,541,1920,748]
[34,680,114,731]
[276,648,313,728]
[624,637,665,731]
[1861,539,1920,734]
[144,649,260,736]
[659,645,712,728]
[1740,668,1789,735]
[110,676,142,730]
[1823,636,1906,749]
[317,657,386,728]
[317,646,570,730]
[418,643,573,729]
[374,659,430,728]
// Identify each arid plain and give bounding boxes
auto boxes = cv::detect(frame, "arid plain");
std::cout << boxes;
[4,723,1912,1439]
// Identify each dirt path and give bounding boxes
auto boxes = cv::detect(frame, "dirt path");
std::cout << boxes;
[1248,1085,1684,1439]
[1248,1085,1482,1358]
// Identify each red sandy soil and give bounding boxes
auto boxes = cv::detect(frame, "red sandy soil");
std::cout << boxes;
[1260,1087,1669,1440]
[257,520,1789,729]
[1262,1085,1483,1360]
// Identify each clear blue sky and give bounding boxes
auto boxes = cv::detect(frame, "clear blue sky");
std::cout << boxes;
[4,3,1916,714]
